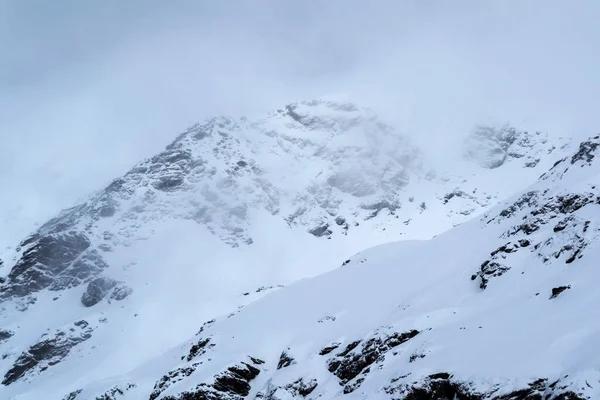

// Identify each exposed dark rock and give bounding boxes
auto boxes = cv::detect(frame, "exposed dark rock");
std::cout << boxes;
[472,241,529,289]
[386,375,586,400]
[401,377,481,400]
[196,319,216,335]
[551,393,587,400]
[361,200,399,219]
[493,378,579,400]
[496,191,539,220]
[153,175,185,191]
[530,193,595,217]
[285,378,318,397]
[98,205,117,218]
[336,340,361,357]
[277,351,295,369]
[308,224,332,237]
[19,234,40,249]
[507,194,595,263]
[162,389,223,400]
[513,221,542,236]
[13,295,37,312]
[120,147,198,194]
[150,365,199,400]
[165,122,211,150]
[98,244,112,252]
[319,342,340,355]
[255,285,284,293]
[282,102,363,131]
[81,277,118,307]
[518,239,531,247]
[0,329,14,344]
[429,372,452,380]
[36,203,88,235]
[571,138,600,165]
[443,190,468,204]
[212,362,260,396]
[255,383,278,400]
[564,251,581,264]
[163,359,262,399]
[540,219,589,265]
[94,383,136,400]
[472,261,508,289]
[80,277,132,307]
[1,232,109,299]
[327,330,420,391]
[550,285,571,299]
[335,216,349,233]
[481,188,600,288]
[317,315,336,323]
[109,283,133,301]
[491,244,516,257]
[2,320,93,385]
[285,104,306,125]
[184,337,214,362]
[551,157,568,169]
[104,178,127,195]
[409,352,426,362]
[524,159,540,168]
[62,389,82,400]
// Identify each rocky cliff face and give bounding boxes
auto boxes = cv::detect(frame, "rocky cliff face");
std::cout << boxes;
[0,100,576,399]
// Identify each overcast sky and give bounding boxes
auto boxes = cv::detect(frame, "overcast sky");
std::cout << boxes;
[2,1,600,245]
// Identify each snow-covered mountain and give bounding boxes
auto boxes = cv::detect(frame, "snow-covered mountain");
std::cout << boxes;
[0,100,579,399]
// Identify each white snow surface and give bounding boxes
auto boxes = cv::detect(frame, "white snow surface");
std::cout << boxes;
[0,100,586,399]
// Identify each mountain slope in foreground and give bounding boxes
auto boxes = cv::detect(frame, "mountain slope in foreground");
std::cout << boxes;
[0,100,576,399]
[58,136,600,400]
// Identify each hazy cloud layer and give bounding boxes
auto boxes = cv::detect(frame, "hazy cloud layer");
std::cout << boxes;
[2,0,600,245]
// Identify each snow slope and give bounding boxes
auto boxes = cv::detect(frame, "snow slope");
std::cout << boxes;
[57,136,600,400]
[0,100,576,399]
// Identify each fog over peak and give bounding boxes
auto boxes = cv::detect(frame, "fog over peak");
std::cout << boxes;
[2,0,600,245]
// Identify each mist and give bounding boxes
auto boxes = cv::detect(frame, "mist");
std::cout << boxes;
[2,0,600,246]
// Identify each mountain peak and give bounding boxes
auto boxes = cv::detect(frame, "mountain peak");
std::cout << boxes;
[0,102,582,400]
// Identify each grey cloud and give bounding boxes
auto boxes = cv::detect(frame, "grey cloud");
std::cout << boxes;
[2,0,600,245]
